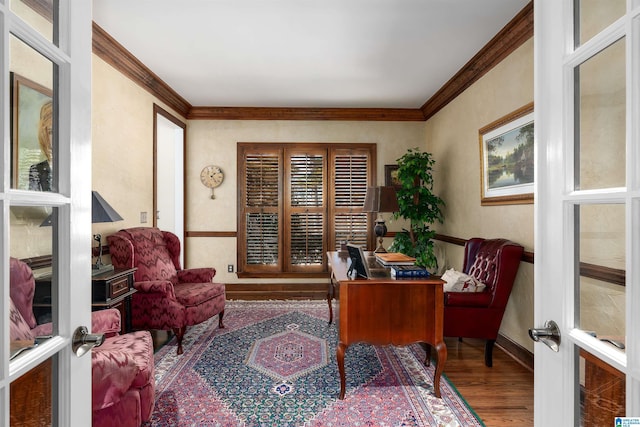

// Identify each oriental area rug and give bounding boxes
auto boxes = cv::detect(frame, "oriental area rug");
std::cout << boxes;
[145,300,484,427]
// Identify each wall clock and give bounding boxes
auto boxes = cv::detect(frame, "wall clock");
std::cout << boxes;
[200,165,224,199]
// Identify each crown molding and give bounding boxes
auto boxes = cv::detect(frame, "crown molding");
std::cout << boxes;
[420,2,533,120]
[21,0,53,22]
[188,106,425,121]
[92,22,192,118]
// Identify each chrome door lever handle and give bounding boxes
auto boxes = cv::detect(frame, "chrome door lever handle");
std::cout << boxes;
[529,320,561,352]
[72,326,105,357]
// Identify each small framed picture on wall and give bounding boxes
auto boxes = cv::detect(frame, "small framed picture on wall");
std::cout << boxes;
[385,165,401,189]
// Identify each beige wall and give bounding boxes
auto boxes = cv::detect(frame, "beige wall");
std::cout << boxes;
[91,57,185,246]
[425,39,535,351]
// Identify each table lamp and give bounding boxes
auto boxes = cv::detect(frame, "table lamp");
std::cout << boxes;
[362,186,399,253]
[91,191,123,274]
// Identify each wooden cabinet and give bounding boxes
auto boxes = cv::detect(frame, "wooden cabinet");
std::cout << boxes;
[33,267,137,334]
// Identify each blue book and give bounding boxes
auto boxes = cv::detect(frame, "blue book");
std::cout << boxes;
[390,265,430,278]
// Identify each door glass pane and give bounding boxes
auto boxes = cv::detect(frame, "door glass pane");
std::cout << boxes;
[9,205,57,357]
[10,34,57,192]
[575,0,625,47]
[579,348,625,426]
[10,0,57,44]
[10,357,54,426]
[575,38,625,190]
[577,204,625,340]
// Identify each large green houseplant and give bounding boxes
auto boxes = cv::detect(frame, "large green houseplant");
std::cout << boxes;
[389,148,445,270]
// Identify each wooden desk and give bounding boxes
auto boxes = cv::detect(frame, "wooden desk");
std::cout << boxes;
[327,251,446,400]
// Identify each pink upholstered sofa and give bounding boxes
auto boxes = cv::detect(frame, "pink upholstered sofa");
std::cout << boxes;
[107,227,226,354]
[9,257,155,427]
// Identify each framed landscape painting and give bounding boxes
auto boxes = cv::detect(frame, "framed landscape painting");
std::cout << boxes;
[479,102,534,206]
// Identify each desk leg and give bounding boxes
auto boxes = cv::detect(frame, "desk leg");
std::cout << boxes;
[327,280,335,324]
[432,341,447,398]
[337,341,347,399]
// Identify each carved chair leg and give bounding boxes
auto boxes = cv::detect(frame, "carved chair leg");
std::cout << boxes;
[484,339,495,367]
[218,310,225,329]
[173,327,186,355]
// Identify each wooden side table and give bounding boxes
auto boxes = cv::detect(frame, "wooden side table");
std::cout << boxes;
[33,267,137,334]
[91,268,137,334]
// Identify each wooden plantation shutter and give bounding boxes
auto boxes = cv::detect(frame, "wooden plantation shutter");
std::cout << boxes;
[239,146,283,273]
[286,148,326,272]
[330,147,373,251]
[238,143,376,276]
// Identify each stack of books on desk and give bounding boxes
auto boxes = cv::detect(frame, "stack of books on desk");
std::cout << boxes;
[375,252,416,267]
[390,264,430,278]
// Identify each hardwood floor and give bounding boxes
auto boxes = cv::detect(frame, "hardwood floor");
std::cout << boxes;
[442,337,534,426]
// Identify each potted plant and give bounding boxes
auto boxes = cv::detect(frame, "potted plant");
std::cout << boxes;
[389,148,445,270]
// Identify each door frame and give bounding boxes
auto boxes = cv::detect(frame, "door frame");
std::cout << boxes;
[153,104,186,264]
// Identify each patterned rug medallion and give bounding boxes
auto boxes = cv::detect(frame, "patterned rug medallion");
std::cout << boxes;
[146,300,484,426]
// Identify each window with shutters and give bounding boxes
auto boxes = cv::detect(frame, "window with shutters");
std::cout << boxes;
[238,143,376,276]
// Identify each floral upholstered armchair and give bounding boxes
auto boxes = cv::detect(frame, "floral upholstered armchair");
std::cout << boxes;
[107,227,226,354]
[9,257,155,427]
[91,309,155,427]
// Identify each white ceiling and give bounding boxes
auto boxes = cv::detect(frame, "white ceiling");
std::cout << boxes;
[92,0,530,109]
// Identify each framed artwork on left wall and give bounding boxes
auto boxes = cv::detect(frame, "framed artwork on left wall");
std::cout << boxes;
[10,72,53,191]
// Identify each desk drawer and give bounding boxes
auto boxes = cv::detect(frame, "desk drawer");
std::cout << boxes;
[110,277,129,298]
[92,270,135,303]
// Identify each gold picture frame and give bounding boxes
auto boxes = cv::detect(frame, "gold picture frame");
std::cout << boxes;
[479,102,534,206]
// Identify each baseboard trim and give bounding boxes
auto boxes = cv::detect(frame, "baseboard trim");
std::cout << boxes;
[496,333,534,372]
[225,282,329,301]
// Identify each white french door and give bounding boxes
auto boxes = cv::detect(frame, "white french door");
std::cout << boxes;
[535,0,640,424]
[1,1,92,426]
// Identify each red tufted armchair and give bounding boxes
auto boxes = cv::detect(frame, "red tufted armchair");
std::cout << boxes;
[443,238,524,367]
[107,227,225,355]
[9,257,155,426]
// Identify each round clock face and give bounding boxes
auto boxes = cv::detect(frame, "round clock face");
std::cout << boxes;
[200,165,224,188]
